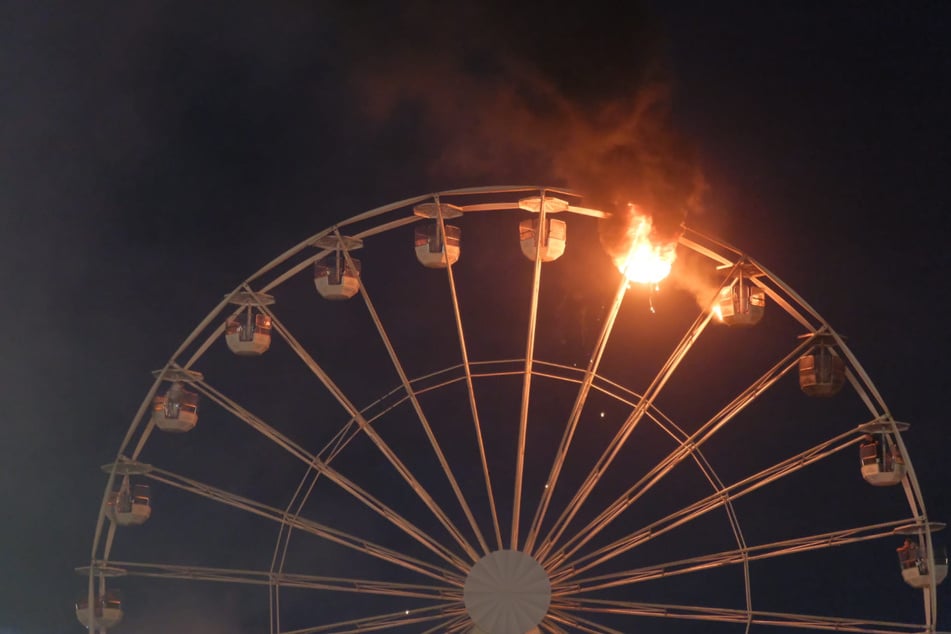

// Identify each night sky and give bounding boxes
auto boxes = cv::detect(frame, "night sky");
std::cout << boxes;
[1,2,949,633]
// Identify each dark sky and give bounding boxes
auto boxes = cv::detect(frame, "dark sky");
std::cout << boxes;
[1,2,949,633]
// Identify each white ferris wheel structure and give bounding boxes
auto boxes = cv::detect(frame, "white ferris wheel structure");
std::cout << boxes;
[78,186,947,634]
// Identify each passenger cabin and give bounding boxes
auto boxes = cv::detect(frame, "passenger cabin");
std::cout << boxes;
[76,590,123,629]
[106,482,151,526]
[897,540,949,588]
[519,217,566,262]
[225,310,272,355]
[314,251,361,300]
[714,275,765,326]
[152,382,199,433]
[799,340,846,397]
[860,435,905,486]
[415,223,461,268]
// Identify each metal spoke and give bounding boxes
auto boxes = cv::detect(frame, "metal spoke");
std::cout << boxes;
[547,608,613,634]
[262,306,476,565]
[510,190,548,549]
[339,229,487,560]
[556,598,927,634]
[523,272,630,556]
[553,429,864,577]
[270,417,362,630]
[436,196,504,551]
[192,378,469,572]
[548,336,811,564]
[279,602,462,634]
[540,618,571,634]
[555,518,914,596]
[83,560,457,601]
[268,379,434,632]
[535,297,720,562]
[141,466,462,585]
[431,614,471,634]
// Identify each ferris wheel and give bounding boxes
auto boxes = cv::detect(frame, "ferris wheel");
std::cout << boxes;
[78,185,946,634]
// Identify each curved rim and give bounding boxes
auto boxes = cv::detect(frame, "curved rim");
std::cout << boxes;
[84,185,940,633]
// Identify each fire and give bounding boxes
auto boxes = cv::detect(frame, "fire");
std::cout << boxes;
[614,207,678,284]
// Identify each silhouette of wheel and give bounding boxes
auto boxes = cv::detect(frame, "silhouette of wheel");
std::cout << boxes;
[80,186,944,634]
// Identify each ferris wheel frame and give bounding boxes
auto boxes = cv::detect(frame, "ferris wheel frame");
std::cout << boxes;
[80,185,944,634]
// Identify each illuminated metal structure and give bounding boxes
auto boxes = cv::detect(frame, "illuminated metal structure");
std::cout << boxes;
[799,333,847,397]
[895,523,949,589]
[75,590,122,630]
[81,187,944,633]
[713,265,765,326]
[313,235,363,300]
[224,291,275,356]
[105,480,151,527]
[859,420,908,487]
[414,201,463,268]
[518,195,569,262]
[149,376,200,433]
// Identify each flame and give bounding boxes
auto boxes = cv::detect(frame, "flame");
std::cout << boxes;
[615,208,678,284]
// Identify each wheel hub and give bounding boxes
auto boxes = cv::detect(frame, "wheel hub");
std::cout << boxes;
[463,549,551,634]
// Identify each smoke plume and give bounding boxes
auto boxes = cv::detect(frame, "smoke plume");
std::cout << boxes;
[669,249,723,311]
[334,1,705,241]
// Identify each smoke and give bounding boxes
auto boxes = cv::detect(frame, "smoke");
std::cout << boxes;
[334,1,705,240]
[668,249,723,311]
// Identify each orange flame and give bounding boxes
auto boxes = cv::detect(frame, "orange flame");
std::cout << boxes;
[615,208,678,285]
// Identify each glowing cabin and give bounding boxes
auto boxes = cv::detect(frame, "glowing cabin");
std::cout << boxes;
[151,381,199,433]
[314,250,361,300]
[311,235,363,300]
[106,482,151,526]
[897,539,949,588]
[225,310,272,355]
[76,590,123,630]
[415,222,461,268]
[517,194,570,262]
[798,337,846,397]
[519,217,566,262]
[860,435,905,486]
[224,292,274,355]
[714,273,765,326]
[412,201,463,268]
